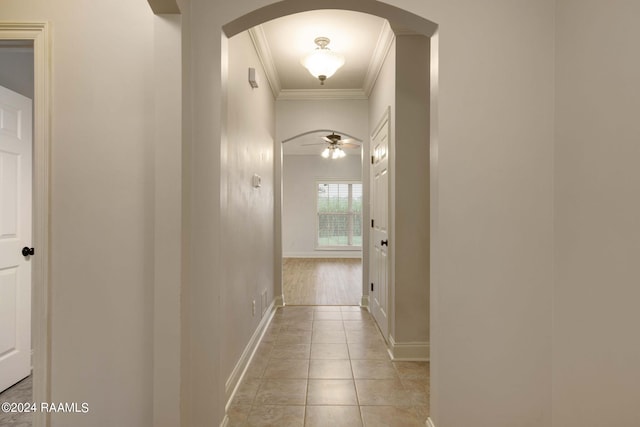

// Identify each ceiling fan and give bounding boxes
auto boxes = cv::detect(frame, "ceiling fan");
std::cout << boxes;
[301,132,360,159]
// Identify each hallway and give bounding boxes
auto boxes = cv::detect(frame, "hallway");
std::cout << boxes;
[227,306,429,426]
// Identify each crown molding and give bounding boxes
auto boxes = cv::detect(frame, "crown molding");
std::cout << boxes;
[363,20,395,97]
[250,19,393,101]
[248,25,281,98]
[278,88,367,100]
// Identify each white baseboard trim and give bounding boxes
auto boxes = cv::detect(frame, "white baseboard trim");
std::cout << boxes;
[225,299,277,410]
[274,294,284,307]
[283,251,362,259]
[360,295,369,308]
[426,417,435,427]
[220,414,229,427]
[388,334,430,361]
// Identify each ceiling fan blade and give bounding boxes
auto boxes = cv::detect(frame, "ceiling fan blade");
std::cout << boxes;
[342,142,361,147]
[301,142,327,146]
[321,136,333,143]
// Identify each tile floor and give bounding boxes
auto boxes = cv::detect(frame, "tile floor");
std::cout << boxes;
[227,305,430,426]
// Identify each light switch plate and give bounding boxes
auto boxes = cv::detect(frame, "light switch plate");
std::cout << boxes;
[248,67,258,88]
[252,174,261,188]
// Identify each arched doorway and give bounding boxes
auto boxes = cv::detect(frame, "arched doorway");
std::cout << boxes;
[184,1,438,425]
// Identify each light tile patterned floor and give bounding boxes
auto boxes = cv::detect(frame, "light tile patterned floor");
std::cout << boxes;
[228,306,430,426]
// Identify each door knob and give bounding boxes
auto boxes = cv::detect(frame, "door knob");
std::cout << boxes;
[22,247,35,257]
[381,240,388,246]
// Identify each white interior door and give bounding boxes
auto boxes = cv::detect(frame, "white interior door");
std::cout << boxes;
[370,109,390,339]
[0,85,32,392]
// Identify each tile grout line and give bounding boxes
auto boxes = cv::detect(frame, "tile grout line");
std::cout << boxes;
[229,305,428,425]
[346,317,367,427]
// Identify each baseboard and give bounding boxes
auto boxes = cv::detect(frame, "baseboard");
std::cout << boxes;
[225,299,277,410]
[360,295,369,308]
[283,251,362,259]
[274,294,284,307]
[220,414,229,427]
[427,417,435,427]
[388,334,430,361]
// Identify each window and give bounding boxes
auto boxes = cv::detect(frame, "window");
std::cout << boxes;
[316,181,362,248]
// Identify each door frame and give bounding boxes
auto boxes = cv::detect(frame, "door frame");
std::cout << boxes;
[278,129,367,306]
[369,106,391,338]
[0,22,51,427]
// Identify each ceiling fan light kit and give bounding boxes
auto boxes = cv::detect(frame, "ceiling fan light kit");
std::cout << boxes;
[321,146,346,159]
[301,37,345,85]
[319,132,348,159]
[332,147,346,159]
[292,132,359,159]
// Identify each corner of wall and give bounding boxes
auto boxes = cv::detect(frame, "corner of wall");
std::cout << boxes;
[360,294,369,308]
[388,334,430,361]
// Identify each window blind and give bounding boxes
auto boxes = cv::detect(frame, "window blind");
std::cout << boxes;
[317,182,362,247]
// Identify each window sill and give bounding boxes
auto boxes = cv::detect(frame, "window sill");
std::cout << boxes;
[315,247,362,251]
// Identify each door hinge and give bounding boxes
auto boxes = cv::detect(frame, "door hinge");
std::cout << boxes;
[371,155,375,164]
[370,283,374,291]
[371,219,374,228]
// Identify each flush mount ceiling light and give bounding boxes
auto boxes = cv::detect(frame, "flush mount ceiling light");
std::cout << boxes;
[301,37,345,85]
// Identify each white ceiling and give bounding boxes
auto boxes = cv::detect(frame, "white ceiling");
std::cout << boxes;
[255,10,390,96]
[254,10,388,156]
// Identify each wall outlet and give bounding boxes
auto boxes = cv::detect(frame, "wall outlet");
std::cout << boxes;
[252,300,256,316]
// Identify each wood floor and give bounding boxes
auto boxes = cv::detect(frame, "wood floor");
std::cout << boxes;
[283,258,362,306]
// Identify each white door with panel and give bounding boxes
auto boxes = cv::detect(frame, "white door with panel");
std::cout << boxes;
[370,108,390,339]
[0,85,32,392]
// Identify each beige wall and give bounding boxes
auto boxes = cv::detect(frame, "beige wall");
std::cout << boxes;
[368,39,395,148]
[15,0,640,426]
[187,0,556,424]
[282,155,362,257]
[554,1,640,425]
[368,33,430,351]
[153,14,182,427]
[222,30,276,384]
[276,99,369,142]
[2,1,156,426]
[393,34,430,345]
[419,1,555,425]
